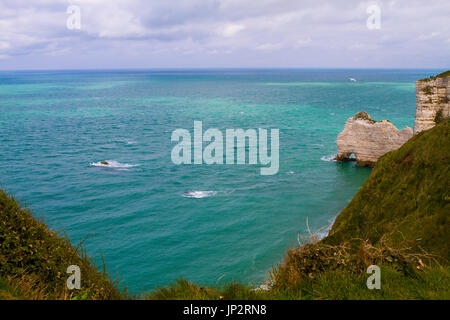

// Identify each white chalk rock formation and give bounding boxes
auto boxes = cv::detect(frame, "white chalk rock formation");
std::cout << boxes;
[336,111,413,166]
[414,71,450,134]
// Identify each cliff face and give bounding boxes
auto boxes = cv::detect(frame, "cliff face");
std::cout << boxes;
[336,111,413,166]
[414,71,450,134]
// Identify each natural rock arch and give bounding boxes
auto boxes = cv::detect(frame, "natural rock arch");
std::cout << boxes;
[335,111,413,167]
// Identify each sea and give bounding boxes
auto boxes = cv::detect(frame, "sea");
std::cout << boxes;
[0,69,440,292]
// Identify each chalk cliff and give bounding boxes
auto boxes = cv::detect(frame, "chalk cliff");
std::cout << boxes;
[414,71,450,134]
[335,111,413,167]
[335,71,449,166]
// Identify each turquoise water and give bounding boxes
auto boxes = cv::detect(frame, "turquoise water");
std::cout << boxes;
[0,69,437,292]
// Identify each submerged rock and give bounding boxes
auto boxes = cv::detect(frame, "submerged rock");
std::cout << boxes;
[335,111,413,167]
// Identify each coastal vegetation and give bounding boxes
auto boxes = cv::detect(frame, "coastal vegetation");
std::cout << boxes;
[352,111,376,123]
[146,242,449,300]
[1,120,448,300]
[419,70,450,82]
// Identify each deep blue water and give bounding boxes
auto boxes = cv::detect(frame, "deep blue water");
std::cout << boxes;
[0,69,440,292]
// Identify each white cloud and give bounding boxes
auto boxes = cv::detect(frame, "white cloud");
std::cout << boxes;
[220,23,245,37]
[0,0,449,68]
[294,37,312,48]
[418,32,440,41]
[255,43,283,51]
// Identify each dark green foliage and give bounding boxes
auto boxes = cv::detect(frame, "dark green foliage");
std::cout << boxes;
[422,86,432,95]
[146,279,265,300]
[434,108,445,124]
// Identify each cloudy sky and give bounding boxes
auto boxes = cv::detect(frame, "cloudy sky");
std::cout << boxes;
[0,0,449,69]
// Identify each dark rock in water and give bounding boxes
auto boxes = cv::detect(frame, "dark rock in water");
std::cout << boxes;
[101,161,109,165]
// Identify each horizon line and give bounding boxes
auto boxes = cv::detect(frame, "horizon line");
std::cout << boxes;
[0,67,447,72]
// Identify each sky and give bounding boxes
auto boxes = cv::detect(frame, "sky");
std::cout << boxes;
[0,0,449,70]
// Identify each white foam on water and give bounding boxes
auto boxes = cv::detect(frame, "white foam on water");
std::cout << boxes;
[321,154,337,162]
[182,191,217,199]
[114,139,137,145]
[124,139,137,145]
[316,217,337,240]
[90,160,139,169]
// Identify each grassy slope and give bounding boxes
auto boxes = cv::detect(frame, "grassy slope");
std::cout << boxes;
[146,244,449,300]
[419,70,450,81]
[325,119,449,260]
[0,190,128,300]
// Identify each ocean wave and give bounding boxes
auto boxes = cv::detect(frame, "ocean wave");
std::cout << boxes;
[320,154,337,162]
[316,224,332,240]
[90,160,139,169]
[112,139,137,145]
[123,139,137,145]
[182,191,217,199]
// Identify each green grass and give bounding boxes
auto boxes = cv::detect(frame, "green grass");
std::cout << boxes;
[0,190,129,300]
[145,249,450,300]
[325,119,449,260]
[145,236,450,300]
[0,276,22,300]
[435,70,450,79]
[146,265,449,300]
[419,70,450,82]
